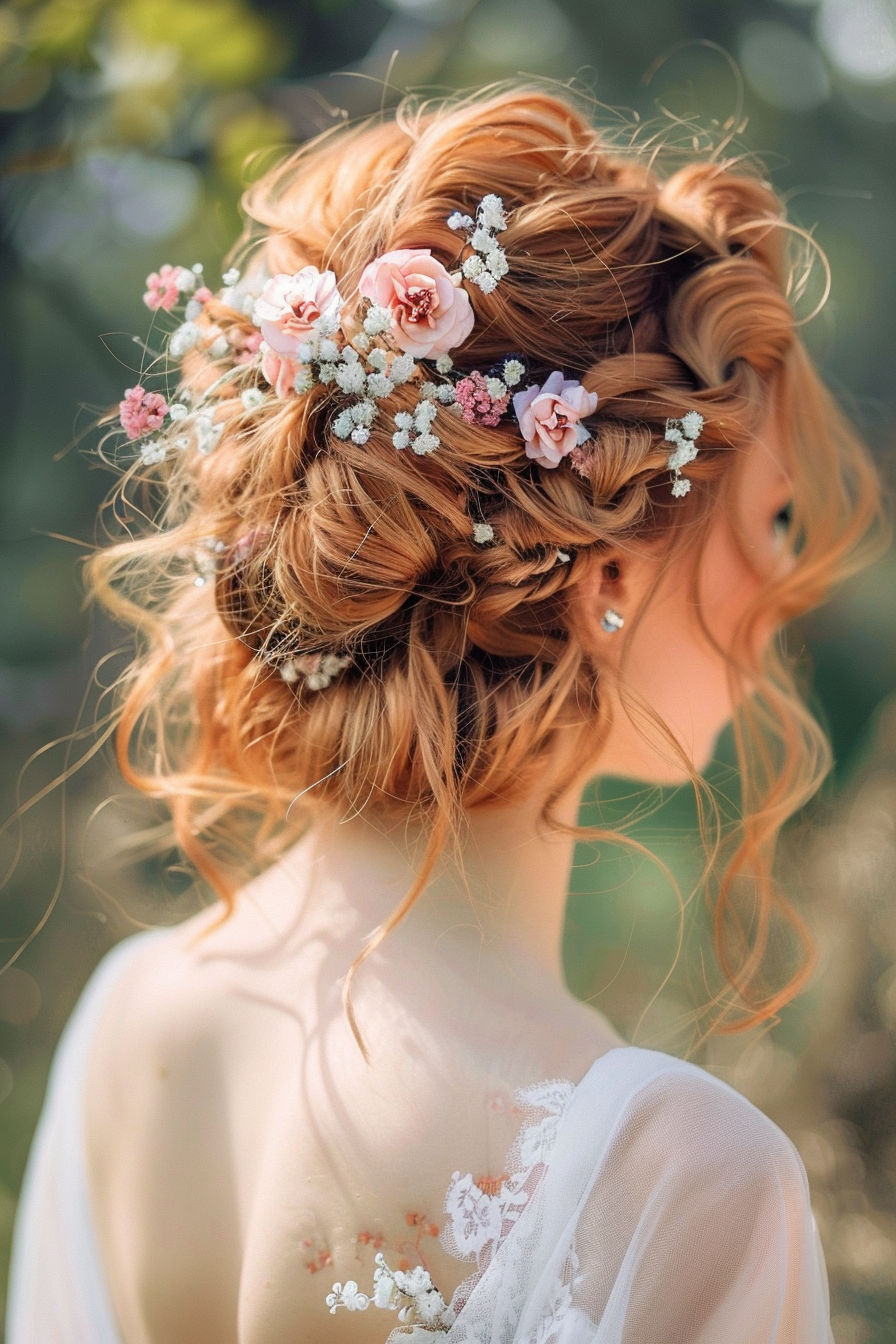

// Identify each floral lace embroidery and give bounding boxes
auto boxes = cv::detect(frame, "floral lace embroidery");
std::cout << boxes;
[528,1250,586,1344]
[443,1080,573,1269]
[325,1076,576,1336]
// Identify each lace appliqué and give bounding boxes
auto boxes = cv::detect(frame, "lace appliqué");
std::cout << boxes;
[325,1077,575,1338]
[528,1250,587,1344]
[442,1080,574,1274]
[436,1078,575,1335]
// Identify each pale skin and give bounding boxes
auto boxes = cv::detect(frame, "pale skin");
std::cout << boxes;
[85,424,796,1344]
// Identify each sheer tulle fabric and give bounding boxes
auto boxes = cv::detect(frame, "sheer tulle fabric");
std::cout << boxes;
[426,1053,831,1344]
[5,937,154,1344]
[6,936,832,1343]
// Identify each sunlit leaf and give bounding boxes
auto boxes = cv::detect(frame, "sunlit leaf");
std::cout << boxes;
[120,0,290,86]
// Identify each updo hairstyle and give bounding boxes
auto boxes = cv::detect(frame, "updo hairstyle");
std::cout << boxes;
[90,89,880,1033]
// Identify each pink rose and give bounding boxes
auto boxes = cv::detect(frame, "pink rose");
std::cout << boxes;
[119,385,168,440]
[512,371,598,469]
[358,249,474,359]
[143,264,189,312]
[260,343,304,399]
[254,267,342,356]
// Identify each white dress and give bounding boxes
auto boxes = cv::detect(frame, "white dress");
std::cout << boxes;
[6,933,833,1343]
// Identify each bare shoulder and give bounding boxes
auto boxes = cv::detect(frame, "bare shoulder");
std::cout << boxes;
[87,909,228,1084]
[83,870,323,1169]
[85,864,311,1097]
[83,913,221,1181]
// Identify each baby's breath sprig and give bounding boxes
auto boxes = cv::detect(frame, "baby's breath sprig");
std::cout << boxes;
[664,411,704,497]
[447,193,510,295]
[392,398,441,455]
[328,342,418,445]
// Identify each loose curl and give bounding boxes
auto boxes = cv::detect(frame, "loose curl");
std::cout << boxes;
[89,88,882,1042]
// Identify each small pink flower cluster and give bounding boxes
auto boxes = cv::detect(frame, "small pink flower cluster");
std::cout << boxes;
[119,385,168,440]
[143,264,212,313]
[144,265,187,312]
[454,371,510,427]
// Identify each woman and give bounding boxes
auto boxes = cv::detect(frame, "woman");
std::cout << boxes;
[6,89,880,1342]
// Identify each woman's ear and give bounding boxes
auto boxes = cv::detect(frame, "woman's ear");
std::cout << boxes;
[575,540,731,784]
[577,550,659,649]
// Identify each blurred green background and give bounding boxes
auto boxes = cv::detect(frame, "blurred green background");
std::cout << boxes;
[1,0,895,1338]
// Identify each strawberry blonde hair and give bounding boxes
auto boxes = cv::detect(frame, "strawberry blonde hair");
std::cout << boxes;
[89,88,881,1039]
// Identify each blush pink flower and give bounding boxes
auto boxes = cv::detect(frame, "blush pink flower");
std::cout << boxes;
[454,371,510,427]
[143,264,189,312]
[194,286,214,304]
[512,371,598,469]
[358,249,474,359]
[119,385,169,440]
[260,343,305,399]
[254,267,342,356]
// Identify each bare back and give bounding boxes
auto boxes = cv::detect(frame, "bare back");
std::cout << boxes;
[85,842,621,1344]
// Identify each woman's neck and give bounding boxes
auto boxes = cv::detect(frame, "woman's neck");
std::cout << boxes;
[287,787,582,988]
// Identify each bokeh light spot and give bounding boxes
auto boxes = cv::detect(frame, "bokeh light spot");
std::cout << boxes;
[212,101,291,185]
[28,0,104,63]
[817,0,896,84]
[0,59,51,110]
[85,150,200,237]
[739,20,831,112]
[0,5,21,59]
[121,0,289,87]
[466,0,574,69]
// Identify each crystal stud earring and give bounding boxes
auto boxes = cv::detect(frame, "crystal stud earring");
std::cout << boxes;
[600,608,624,634]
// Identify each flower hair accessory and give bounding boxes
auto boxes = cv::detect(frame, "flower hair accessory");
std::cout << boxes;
[512,371,598,469]
[358,250,474,359]
[255,266,342,353]
[114,195,706,694]
[117,195,515,468]
[664,411,704,496]
[279,652,351,692]
[253,266,343,396]
[447,193,510,295]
